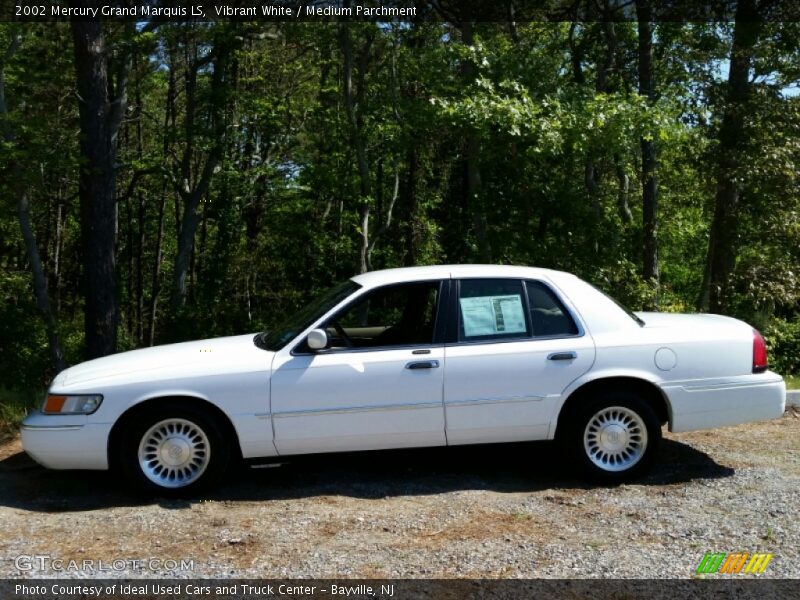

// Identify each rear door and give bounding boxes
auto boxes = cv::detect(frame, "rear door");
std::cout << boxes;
[443,278,595,445]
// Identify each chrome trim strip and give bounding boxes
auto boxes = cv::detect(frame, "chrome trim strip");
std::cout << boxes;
[446,333,584,347]
[446,395,546,408]
[273,401,443,418]
[21,424,84,431]
[294,342,442,357]
[682,380,781,392]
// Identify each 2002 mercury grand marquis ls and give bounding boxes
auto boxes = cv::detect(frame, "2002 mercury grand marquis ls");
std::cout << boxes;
[21,265,786,493]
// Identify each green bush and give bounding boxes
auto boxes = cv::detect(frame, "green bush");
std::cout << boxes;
[0,271,50,389]
[763,317,800,376]
[0,387,42,437]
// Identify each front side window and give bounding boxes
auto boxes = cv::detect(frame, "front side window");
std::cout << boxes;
[457,279,530,342]
[526,280,579,337]
[257,280,361,351]
[324,281,441,349]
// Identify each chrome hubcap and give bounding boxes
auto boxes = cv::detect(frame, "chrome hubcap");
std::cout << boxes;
[138,418,210,488]
[583,406,648,472]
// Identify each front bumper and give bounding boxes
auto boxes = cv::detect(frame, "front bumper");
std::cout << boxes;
[20,411,110,470]
[662,371,786,433]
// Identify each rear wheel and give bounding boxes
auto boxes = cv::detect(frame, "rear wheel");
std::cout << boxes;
[563,392,661,483]
[117,404,230,495]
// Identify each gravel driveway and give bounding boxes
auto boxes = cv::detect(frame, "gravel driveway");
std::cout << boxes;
[1,411,798,579]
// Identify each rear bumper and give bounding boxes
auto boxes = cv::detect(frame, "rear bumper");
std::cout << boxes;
[20,411,109,470]
[662,372,786,433]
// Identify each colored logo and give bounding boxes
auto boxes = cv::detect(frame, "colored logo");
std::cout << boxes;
[696,552,773,574]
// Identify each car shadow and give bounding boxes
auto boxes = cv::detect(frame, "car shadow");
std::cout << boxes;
[0,437,734,513]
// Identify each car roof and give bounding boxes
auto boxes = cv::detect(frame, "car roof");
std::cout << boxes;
[350,264,569,288]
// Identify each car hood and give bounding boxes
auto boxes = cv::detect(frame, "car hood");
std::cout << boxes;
[52,334,272,389]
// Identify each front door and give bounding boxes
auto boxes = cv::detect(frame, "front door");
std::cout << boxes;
[444,278,595,445]
[271,280,447,455]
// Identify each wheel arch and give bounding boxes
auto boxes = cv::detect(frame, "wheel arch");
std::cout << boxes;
[553,376,671,440]
[107,395,243,470]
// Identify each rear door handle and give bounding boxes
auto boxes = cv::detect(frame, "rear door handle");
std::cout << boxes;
[547,351,577,361]
[405,360,440,370]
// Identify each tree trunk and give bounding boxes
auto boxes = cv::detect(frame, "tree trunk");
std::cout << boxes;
[339,17,373,273]
[366,165,399,271]
[614,158,633,225]
[71,18,120,358]
[461,22,492,263]
[125,185,134,335]
[171,157,220,308]
[19,192,68,373]
[135,69,146,344]
[570,20,605,254]
[53,194,65,312]
[404,145,420,266]
[699,0,761,312]
[636,2,659,306]
[170,44,230,310]
[148,41,177,345]
[466,134,490,262]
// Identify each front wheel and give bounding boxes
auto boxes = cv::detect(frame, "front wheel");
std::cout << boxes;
[117,404,230,495]
[564,392,661,483]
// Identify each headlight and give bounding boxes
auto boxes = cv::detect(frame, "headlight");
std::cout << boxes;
[42,394,103,415]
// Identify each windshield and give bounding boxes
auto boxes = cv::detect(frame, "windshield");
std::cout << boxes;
[255,280,361,351]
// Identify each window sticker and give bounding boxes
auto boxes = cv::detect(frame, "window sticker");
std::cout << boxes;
[460,294,527,337]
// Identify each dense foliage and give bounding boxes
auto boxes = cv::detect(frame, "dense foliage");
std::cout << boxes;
[0,18,799,390]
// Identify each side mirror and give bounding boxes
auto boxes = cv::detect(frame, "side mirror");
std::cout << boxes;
[307,328,328,351]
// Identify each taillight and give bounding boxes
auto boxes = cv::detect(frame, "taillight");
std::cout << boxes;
[752,329,768,373]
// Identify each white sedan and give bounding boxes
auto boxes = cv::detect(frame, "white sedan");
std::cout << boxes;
[21,265,786,493]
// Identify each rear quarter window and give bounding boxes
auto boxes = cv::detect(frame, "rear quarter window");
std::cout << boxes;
[525,280,579,337]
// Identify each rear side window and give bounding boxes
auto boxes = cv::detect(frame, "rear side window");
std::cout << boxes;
[457,279,530,341]
[526,280,579,337]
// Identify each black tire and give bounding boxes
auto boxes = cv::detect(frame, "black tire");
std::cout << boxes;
[115,402,231,496]
[561,391,661,483]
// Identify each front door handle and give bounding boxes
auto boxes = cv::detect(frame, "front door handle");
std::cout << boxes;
[547,351,577,361]
[405,360,440,370]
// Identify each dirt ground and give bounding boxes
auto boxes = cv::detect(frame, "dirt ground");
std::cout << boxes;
[1,411,798,579]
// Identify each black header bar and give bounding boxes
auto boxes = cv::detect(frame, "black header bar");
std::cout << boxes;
[3,579,800,600]
[3,0,800,23]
